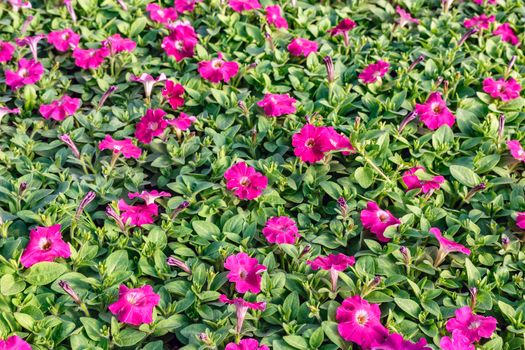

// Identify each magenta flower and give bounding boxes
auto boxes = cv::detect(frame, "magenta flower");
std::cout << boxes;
[134,109,168,144]
[224,252,267,294]
[440,331,475,350]
[174,0,198,13]
[130,73,167,99]
[118,199,159,227]
[464,14,495,30]
[262,216,299,245]
[0,41,15,62]
[415,92,456,130]
[198,52,239,83]
[146,4,178,24]
[265,5,288,29]
[359,60,390,84]
[225,339,269,350]
[328,18,356,46]
[228,0,261,12]
[161,22,198,62]
[8,0,32,11]
[16,34,45,60]
[516,212,525,229]
[167,112,197,131]
[224,162,267,200]
[430,227,471,267]
[0,335,31,350]
[162,81,185,109]
[396,6,419,26]
[308,253,355,292]
[257,93,297,117]
[102,34,136,55]
[493,23,519,46]
[39,95,81,121]
[128,190,171,205]
[336,296,388,348]
[288,38,318,57]
[371,333,431,350]
[5,58,44,90]
[446,306,497,342]
[108,285,160,326]
[59,134,81,159]
[219,295,266,334]
[402,166,445,194]
[473,0,497,3]
[20,224,71,268]
[483,77,521,101]
[0,107,20,123]
[63,0,76,22]
[507,140,525,162]
[47,29,80,52]
[326,127,355,155]
[72,47,110,69]
[360,201,400,242]
[98,135,142,159]
[292,124,332,163]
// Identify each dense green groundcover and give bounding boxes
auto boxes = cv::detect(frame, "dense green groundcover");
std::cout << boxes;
[0,0,525,349]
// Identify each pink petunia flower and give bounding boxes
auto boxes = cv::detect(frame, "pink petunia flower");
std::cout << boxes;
[308,253,355,292]
[224,162,267,200]
[446,306,497,343]
[402,166,445,194]
[16,34,45,60]
[257,93,296,117]
[359,60,390,84]
[146,4,178,24]
[98,135,142,159]
[396,6,419,26]
[225,338,269,350]
[108,285,160,326]
[262,216,300,245]
[224,252,267,294]
[507,140,525,162]
[0,107,20,123]
[336,296,388,349]
[440,331,475,350]
[493,23,519,46]
[371,333,431,350]
[483,77,521,101]
[39,95,81,121]
[360,201,401,242]
[63,0,76,22]
[161,21,198,61]
[430,227,471,267]
[516,212,525,229]
[162,80,185,109]
[174,0,198,13]
[20,224,71,268]
[0,335,31,350]
[8,0,32,11]
[118,199,159,227]
[464,14,495,30]
[5,58,44,90]
[130,73,167,99]
[326,127,355,155]
[0,41,15,62]
[328,18,356,46]
[292,124,333,163]
[128,190,171,205]
[134,109,168,144]
[102,34,136,55]
[228,0,261,12]
[219,295,266,334]
[198,52,239,83]
[72,47,110,69]
[167,112,197,131]
[415,92,456,130]
[265,5,288,29]
[47,29,80,52]
[288,38,318,57]
[473,0,497,4]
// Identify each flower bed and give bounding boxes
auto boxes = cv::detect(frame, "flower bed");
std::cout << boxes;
[0,0,523,349]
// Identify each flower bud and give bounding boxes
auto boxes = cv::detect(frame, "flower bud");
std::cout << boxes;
[167,256,192,274]
[323,56,334,83]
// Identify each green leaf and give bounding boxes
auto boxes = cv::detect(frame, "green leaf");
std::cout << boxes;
[309,327,325,349]
[0,274,26,295]
[354,167,374,189]
[113,328,147,347]
[25,262,68,286]
[450,165,481,187]
[319,181,342,199]
[283,335,308,350]
[465,258,481,286]
[394,297,421,319]
[321,321,347,349]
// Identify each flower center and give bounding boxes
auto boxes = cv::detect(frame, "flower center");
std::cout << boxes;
[125,292,142,305]
[175,40,184,51]
[38,238,52,250]
[212,59,224,69]
[149,122,159,131]
[19,68,28,77]
[431,102,442,113]
[377,211,389,223]
[305,138,315,148]
[469,320,481,330]
[239,176,251,187]
[355,310,368,326]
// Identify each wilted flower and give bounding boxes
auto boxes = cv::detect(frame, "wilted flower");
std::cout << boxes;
[39,95,81,121]
[493,23,519,46]
[262,216,300,245]
[464,14,495,30]
[224,252,267,294]
[20,224,71,268]
[130,73,167,99]
[98,135,142,159]
[224,162,268,200]
[118,200,158,227]
[328,18,356,46]
[430,227,471,267]
[0,41,15,62]
[257,93,297,117]
[128,190,171,205]
[72,47,110,69]
[359,60,390,84]
[219,295,266,334]
[307,253,355,292]
[47,29,80,52]
[265,5,287,29]
[5,58,44,90]
[483,77,521,101]
[134,109,168,144]
[198,52,239,83]
[225,339,269,350]
[288,38,318,57]
[402,166,445,194]
[360,201,401,242]
[0,335,31,350]
[228,0,261,12]
[415,92,456,130]
[108,285,160,326]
